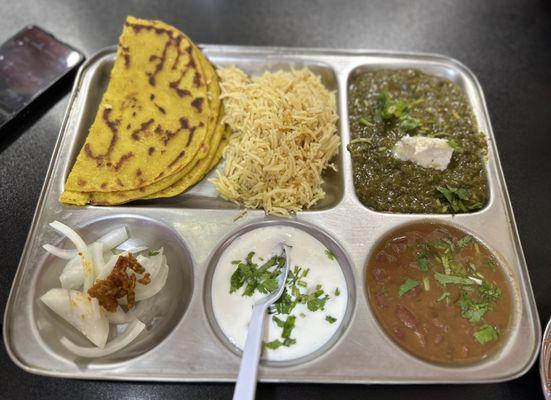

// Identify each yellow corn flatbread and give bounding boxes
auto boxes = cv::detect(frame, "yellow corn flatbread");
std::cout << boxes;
[60,16,226,205]
[62,16,210,196]
[144,115,229,199]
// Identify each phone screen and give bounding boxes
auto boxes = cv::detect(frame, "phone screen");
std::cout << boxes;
[0,26,84,128]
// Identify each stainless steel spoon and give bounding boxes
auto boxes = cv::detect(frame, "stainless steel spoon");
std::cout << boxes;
[232,243,291,400]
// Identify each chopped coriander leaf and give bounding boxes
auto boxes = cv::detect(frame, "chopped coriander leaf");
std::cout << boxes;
[148,250,160,256]
[378,91,408,120]
[400,115,422,132]
[441,255,452,275]
[398,278,420,297]
[456,291,489,323]
[305,290,329,312]
[259,276,279,293]
[335,287,341,296]
[229,253,285,296]
[447,138,464,153]
[283,338,296,347]
[483,257,497,271]
[274,291,296,315]
[299,312,306,318]
[281,315,296,339]
[359,117,374,126]
[473,325,499,344]
[434,272,476,286]
[456,235,474,248]
[479,280,501,302]
[437,185,483,214]
[417,252,430,272]
[426,239,449,251]
[324,249,335,261]
[272,315,285,328]
[326,315,337,324]
[264,339,283,350]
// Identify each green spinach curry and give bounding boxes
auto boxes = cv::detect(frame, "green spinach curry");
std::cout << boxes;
[348,69,488,213]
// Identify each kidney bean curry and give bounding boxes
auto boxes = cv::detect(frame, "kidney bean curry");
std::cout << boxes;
[366,223,512,364]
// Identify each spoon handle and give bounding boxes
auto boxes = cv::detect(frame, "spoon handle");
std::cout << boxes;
[233,302,267,400]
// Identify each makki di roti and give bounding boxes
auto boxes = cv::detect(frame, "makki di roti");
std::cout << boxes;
[60,16,226,205]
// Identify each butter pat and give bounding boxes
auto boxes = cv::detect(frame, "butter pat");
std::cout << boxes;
[393,135,454,171]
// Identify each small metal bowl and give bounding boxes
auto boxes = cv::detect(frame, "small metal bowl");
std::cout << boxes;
[203,216,357,368]
[32,214,194,365]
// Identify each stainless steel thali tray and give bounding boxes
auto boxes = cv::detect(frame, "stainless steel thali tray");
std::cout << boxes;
[3,45,541,383]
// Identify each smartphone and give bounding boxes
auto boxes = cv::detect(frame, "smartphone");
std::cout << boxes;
[0,25,84,130]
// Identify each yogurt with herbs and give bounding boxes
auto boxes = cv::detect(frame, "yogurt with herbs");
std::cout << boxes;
[211,225,348,362]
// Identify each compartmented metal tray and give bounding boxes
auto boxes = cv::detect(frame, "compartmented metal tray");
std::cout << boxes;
[3,45,540,383]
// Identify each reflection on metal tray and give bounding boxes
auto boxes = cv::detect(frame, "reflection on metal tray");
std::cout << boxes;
[2,45,540,383]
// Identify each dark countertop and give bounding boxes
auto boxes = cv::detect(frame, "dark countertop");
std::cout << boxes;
[1,0,550,399]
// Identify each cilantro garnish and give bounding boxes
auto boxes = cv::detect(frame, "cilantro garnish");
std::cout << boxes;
[326,315,337,324]
[436,185,483,213]
[359,117,374,127]
[229,252,285,295]
[473,324,499,344]
[231,251,336,351]
[148,250,160,256]
[416,252,430,272]
[378,91,422,133]
[264,339,283,350]
[398,278,420,297]
[434,272,476,286]
[447,138,464,153]
[456,235,474,248]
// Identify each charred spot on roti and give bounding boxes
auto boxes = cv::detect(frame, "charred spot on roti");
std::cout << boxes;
[186,126,196,147]
[136,168,142,177]
[154,103,166,114]
[116,178,125,187]
[191,97,203,112]
[180,118,189,129]
[130,119,154,141]
[148,146,155,155]
[193,71,202,87]
[168,150,186,169]
[77,178,86,186]
[169,81,191,98]
[101,183,107,189]
[114,152,134,171]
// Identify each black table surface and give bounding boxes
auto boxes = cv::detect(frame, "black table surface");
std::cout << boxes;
[1,0,550,399]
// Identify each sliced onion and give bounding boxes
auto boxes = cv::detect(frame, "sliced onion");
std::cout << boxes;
[135,259,169,301]
[106,306,133,324]
[60,257,83,289]
[136,248,163,279]
[123,245,148,254]
[89,241,104,277]
[50,221,95,291]
[96,226,128,249]
[43,244,76,260]
[41,288,109,348]
[60,319,145,358]
[96,254,119,280]
[49,221,88,254]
